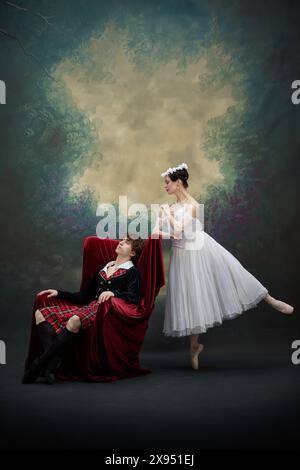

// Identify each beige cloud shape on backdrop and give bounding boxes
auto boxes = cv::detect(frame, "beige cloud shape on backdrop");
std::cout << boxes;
[54,22,237,207]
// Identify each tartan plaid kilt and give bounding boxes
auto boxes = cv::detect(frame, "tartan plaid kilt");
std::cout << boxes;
[39,299,99,334]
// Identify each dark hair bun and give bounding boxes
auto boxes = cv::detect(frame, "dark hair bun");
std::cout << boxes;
[169,167,189,188]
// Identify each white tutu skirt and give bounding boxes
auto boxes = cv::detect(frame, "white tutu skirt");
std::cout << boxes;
[163,231,268,337]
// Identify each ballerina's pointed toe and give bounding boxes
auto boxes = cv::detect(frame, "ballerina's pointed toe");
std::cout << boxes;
[190,343,204,370]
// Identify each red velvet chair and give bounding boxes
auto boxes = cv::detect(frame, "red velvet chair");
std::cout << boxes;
[25,236,165,382]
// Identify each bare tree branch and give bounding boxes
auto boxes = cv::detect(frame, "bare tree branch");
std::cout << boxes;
[0,28,57,81]
[0,1,61,81]
[2,1,54,26]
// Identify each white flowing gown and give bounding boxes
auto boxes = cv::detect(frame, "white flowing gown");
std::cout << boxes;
[162,204,268,337]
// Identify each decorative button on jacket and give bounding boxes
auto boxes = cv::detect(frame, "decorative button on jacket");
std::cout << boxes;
[57,260,141,305]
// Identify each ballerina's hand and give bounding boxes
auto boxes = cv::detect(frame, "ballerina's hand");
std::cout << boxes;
[159,204,170,215]
[171,231,182,240]
[37,289,58,298]
[151,228,161,238]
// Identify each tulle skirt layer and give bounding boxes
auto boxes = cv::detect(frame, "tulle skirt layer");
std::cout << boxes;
[163,232,268,337]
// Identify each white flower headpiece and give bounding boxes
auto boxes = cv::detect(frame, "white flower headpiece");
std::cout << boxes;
[160,162,188,177]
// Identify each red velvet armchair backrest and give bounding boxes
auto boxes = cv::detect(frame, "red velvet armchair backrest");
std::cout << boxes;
[80,236,165,312]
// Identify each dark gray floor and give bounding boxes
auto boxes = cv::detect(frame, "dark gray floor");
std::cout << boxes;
[0,336,299,450]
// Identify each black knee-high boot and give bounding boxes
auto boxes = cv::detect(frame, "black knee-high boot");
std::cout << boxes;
[36,321,55,352]
[36,321,57,381]
[44,355,62,385]
[22,328,77,384]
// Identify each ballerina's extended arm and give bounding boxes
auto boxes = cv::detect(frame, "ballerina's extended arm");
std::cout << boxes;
[151,206,175,238]
[151,204,198,239]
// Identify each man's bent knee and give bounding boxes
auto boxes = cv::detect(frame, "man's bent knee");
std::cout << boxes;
[35,309,45,324]
[67,315,81,333]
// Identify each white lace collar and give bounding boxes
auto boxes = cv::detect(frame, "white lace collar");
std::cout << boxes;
[103,260,134,272]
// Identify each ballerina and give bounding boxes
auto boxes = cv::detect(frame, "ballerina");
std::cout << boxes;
[152,163,294,370]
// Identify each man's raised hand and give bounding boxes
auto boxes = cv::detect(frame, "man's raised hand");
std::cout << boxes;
[37,289,58,298]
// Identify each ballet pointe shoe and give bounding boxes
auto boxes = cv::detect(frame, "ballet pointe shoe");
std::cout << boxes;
[265,294,294,315]
[190,343,204,370]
